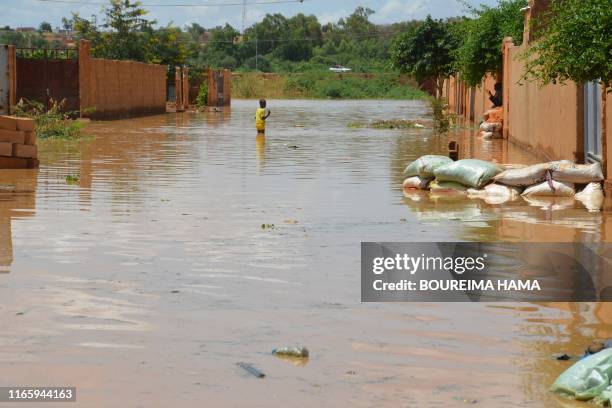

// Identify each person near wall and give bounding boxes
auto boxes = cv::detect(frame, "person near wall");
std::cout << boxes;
[488,83,503,108]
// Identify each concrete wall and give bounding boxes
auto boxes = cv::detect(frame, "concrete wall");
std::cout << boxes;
[474,75,497,122]
[605,91,611,184]
[443,74,496,123]
[79,41,167,120]
[445,43,598,165]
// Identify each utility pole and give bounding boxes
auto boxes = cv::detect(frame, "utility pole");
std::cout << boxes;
[242,0,247,35]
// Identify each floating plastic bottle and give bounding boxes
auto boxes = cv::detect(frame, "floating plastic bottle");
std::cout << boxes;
[272,346,309,358]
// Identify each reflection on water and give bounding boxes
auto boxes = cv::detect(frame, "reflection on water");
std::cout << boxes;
[0,170,37,272]
[0,99,611,406]
[256,134,266,170]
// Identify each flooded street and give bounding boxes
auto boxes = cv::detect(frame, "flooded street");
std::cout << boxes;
[1,99,611,407]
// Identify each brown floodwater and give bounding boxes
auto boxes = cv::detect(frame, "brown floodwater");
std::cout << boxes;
[1,99,611,407]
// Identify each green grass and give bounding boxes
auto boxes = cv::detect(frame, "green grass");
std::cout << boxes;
[232,72,429,100]
[12,98,86,139]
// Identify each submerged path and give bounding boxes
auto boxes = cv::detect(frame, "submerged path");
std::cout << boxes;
[0,99,608,407]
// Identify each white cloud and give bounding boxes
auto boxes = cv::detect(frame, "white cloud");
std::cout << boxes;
[376,0,425,22]
[317,9,348,25]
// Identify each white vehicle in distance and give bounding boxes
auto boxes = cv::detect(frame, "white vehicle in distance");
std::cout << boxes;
[329,65,351,73]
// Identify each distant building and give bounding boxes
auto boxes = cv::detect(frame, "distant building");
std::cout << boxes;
[42,31,76,48]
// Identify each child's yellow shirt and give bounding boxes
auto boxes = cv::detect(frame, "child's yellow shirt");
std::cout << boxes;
[255,108,267,130]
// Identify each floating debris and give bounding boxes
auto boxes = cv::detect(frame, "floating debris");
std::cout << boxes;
[272,346,309,358]
[348,119,430,129]
[236,362,265,378]
[65,175,80,185]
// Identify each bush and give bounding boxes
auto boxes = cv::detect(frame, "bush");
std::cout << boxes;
[320,82,343,99]
[453,0,527,86]
[522,0,611,87]
[13,98,85,139]
[195,83,208,108]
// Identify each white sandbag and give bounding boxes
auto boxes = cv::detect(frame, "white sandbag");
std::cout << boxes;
[522,180,575,197]
[575,182,604,212]
[494,163,552,187]
[402,176,430,190]
[551,161,604,184]
[468,183,522,198]
[468,183,521,205]
[403,155,453,178]
[479,122,502,132]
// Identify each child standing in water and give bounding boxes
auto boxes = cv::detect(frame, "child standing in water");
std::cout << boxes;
[255,99,271,134]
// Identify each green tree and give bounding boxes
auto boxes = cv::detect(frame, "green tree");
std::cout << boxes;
[61,17,73,31]
[100,0,152,60]
[208,24,239,55]
[338,7,375,36]
[453,0,526,86]
[390,16,457,97]
[274,14,322,61]
[145,25,188,66]
[39,21,53,32]
[0,30,52,48]
[246,13,289,56]
[185,23,204,43]
[70,13,104,50]
[71,0,153,61]
[522,0,611,88]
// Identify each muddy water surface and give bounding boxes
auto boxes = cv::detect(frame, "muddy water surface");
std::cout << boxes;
[1,99,611,407]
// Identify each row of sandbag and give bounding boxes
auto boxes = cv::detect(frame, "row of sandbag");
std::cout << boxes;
[479,122,503,140]
[402,155,605,206]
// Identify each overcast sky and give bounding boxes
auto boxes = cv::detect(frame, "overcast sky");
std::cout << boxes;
[1,0,499,30]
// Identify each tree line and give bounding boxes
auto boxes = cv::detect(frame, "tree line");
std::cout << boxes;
[1,0,609,92]
[2,1,414,74]
[390,0,611,97]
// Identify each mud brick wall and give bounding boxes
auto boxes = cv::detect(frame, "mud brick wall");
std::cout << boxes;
[502,37,583,163]
[0,115,38,169]
[79,41,167,120]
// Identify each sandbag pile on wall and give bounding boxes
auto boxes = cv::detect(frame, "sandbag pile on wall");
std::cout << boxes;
[0,115,38,169]
[478,108,504,139]
[402,155,606,210]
